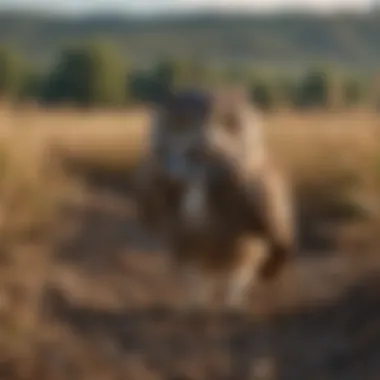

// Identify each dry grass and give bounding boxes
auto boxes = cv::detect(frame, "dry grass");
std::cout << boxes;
[0,106,378,380]
[0,106,376,253]
[0,106,377,252]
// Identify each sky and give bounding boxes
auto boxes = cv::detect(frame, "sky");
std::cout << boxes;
[0,0,374,15]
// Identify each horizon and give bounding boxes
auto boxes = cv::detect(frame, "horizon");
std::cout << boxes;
[0,0,374,16]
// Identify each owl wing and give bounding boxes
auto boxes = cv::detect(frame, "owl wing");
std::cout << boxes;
[243,162,297,281]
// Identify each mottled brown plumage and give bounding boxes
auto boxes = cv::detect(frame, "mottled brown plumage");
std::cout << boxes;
[133,87,296,309]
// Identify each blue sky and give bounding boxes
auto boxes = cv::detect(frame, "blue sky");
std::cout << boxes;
[0,0,373,15]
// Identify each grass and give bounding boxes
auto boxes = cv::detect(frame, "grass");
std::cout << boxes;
[0,105,378,379]
[0,105,376,248]
[0,106,377,242]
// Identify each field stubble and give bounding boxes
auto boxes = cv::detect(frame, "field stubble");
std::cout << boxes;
[0,106,379,380]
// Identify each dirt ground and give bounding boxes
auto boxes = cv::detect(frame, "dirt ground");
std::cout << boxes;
[0,110,379,380]
[0,174,374,380]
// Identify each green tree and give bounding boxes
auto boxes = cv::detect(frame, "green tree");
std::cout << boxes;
[297,66,337,109]
[128,70,155,103]
[151,59,176,98]
[250,78,277,111]
[342,76,365,108]
[128,59,178,104]
[42,40,127,107]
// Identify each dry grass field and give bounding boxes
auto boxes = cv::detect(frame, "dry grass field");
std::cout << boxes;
[0,105,379,380]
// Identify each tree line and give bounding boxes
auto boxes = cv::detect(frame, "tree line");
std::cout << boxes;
[1,12,380,69]
[0,41,377,111]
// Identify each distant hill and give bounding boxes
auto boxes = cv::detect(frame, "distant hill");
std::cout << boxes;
[0,11,379,71]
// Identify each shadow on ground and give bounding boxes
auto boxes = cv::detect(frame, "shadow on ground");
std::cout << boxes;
[1,162,377,380]
[34,273,380,380]
[61,158,352,255]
